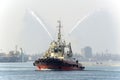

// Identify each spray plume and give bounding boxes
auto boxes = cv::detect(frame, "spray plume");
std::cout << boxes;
[68,11,94,35]
[29,10,53,40]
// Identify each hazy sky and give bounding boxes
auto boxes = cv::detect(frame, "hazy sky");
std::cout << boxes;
[0,0,120,54]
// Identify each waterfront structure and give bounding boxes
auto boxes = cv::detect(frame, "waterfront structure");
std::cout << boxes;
[81,46,92,58]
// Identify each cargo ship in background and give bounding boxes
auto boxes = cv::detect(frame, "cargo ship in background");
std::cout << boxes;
[33,21,85,70]
[0,46,28,62]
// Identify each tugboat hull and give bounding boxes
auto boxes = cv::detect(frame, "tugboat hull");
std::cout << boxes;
[33,58,85,71]
[36,65,85,71]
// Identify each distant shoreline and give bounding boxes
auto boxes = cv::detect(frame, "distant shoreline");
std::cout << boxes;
[81,61,120,67]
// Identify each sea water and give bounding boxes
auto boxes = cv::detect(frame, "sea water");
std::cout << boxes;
[0,62,120,80]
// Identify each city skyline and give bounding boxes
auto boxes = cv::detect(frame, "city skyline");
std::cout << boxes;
[0,0,120,54]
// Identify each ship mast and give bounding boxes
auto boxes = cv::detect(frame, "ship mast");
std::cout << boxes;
[57,20,62,45]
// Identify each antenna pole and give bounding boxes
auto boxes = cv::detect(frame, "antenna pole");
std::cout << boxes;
[57,20,62,44]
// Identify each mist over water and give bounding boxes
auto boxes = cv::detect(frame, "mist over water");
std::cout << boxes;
[0,0,120,54]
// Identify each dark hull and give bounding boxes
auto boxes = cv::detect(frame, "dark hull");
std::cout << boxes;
[33,58,85,71]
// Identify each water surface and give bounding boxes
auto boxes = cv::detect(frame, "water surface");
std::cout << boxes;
[0,62,120,80]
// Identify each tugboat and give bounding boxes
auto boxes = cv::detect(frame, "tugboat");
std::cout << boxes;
[33,20,85,70]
